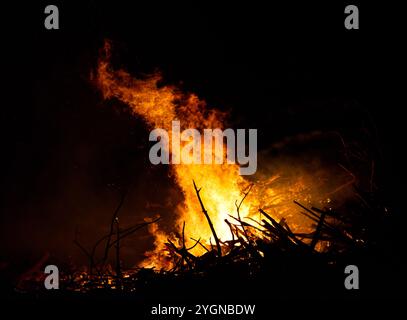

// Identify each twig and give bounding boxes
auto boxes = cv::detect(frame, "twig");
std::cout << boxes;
[73,239,94,273]
[186,237,202,251]
[235,184,253,243]
[103,190,127,264]
[107,218,161,249]
[74,228,95,274]
[310,209,326,250]
[115,217,122,278]
[224,219,235,241]
[182,221,186,249]
[190,237,210,252]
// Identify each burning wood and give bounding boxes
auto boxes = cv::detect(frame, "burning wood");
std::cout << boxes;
[96,42,342,270]
[6,42,378,295]
[12,174,380,296]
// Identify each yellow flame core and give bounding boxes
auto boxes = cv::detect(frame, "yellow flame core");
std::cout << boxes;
[97,42,325,269]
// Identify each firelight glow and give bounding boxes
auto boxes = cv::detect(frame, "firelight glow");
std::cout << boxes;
[96,41,332,269]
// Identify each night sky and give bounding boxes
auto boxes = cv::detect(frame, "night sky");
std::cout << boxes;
[0,1,404,279]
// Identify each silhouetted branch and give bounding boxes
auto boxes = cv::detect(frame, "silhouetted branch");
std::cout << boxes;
[193,180,222,257]
[103,190,127,264]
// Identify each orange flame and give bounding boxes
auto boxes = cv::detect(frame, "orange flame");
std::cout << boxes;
[96,41,333,268]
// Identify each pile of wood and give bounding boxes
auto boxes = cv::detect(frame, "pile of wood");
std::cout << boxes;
[160,181,362,275]
[15,179,382,296]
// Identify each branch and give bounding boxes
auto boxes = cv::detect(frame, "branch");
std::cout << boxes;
[190,237,210,252]
[234,184,253,243]
[193,180,222,257]
[103,190,127,264]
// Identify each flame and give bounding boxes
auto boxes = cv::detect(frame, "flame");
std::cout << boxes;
[96,41,332,269]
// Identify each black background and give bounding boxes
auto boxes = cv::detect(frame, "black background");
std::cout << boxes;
[0,1,405,300]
